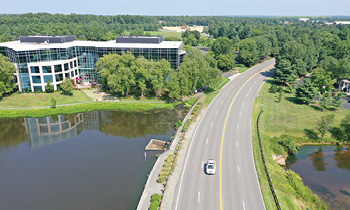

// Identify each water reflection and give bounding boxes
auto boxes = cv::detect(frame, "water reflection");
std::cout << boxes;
[0,108,185,210]
[309,146,328,171]
[287,145,350,210]
[0,108,184,149]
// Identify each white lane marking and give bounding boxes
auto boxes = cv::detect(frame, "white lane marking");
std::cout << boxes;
[242,201,246,210]
[216,110,218,114]
[201,161,204,169]
[250,87,252,90]
[242,102,244,106]
[211,122,213,127]
[239,112,242,117]
[221,100,223,104]
[206,138,209,144]
[174,90,217,210]
[236,142,239,148]
[237,165,240,173]
[226,92,229,95]
[232,86,234,89]
[237,125,239,129]
[198,191,200,203]
[254,81,257,84]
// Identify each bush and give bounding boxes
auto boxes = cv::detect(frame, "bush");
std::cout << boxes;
[45,79,54,93]
[191,105,200,115]
[175,120,182,129]
[51,97,56,108]
[157,175,166,183]
[181,119,192,132]
[269,85,278,93]
[149,193,162,210]
[278,135,299,155]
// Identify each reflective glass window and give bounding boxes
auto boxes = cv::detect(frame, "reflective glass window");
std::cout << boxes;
[55,74,63,82]
[54,64,62,73]
[42,66,52,73]
[43,75,53,83]
[30,66,40,73]
[33,86,42,91]
[64,63,69,71]
[32,76,41,83]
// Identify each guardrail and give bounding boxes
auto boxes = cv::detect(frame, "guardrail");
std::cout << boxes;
[257,109,282,210]
[159,93,212,209]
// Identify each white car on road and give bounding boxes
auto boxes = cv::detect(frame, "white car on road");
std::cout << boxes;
[206,159,216,175]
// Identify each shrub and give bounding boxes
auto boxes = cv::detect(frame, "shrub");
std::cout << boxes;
[157,175,166,183]
[175,120,182,129]
[181,119,192,132]
[45,79,54,93]
[51,97,56,108]
[149,193,162,210]
[278,135,299,155]
[269,85,278,93]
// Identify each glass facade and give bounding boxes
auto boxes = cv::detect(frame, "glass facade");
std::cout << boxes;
[0,38,184,92]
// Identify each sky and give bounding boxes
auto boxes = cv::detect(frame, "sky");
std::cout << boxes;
[1,0,350,16]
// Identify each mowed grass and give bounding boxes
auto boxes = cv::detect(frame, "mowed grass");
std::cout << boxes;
[147,31,182,39]
[0,101,177,118]
[260,80,350,139]
[0,90,92,108]
[252,82,329,210]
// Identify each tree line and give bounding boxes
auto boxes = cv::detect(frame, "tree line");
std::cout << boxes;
[96,49,221,101]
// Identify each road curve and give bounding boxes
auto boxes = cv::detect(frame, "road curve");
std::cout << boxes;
[173,59,275,210]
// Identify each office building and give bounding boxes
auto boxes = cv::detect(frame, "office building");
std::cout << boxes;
[0,35,185,92]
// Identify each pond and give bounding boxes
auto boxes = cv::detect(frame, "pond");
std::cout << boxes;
[287,145,350,209]
[0,107,186,210]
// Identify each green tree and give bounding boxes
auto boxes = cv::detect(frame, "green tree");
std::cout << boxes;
[274,58,297,85]
[0,54,17,98]
[51,97,56,108]
[278,135,299,155]
[311,67,336,93]
[60,78,74,95]
[151,59,171,97]
[210,37,234,57]
[278,86,284,103]
[216,53,235,71]
[340,114,350,141]
[135,57,151,97]
[45,79,54,93]
[316,114,335,139]
[236,38,259,67]
[295,78,319,104]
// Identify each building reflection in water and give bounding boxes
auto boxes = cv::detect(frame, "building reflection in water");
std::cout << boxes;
[25,111,99,148]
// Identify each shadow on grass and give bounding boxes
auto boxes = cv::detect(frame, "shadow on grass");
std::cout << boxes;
[330,127,343,140]
[304,129,318,140]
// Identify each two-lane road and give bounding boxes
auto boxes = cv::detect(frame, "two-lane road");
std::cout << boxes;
[174,59,275,210]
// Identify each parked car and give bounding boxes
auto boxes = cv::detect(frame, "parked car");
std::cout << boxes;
[206,159,216,175]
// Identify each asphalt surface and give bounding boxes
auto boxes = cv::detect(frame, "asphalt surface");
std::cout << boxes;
[173,59,275,210]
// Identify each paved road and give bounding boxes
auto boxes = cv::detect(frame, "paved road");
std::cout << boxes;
[173,59,275,210]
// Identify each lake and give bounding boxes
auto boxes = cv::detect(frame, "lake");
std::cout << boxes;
[287,145,350,209]
[0,108,185,210]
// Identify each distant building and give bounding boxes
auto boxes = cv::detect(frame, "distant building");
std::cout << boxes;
[0,35,185,92]
[335,21,350,25]
[298,18,310,23]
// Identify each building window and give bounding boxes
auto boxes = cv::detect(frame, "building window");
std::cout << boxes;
[30,66,40,74]
[54,64,62,73]
[65,73,69,79]
[32,76,41,83]
[70,61,73,69]
[42,66,52,73]
[75,69,78,75]
[33,86,42,92]
[64,63,69,71]
[55,74,63,82]
[70,71,74,77]
[74,60,77,67]
[44,75,53,83]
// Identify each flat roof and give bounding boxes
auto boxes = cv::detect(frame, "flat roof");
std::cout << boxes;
[0,40,183,52]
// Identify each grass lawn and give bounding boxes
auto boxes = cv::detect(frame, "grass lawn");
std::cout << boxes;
[0,101,178,118]
[0,90,92,108]
[147,31,182,39]
[260,80,350,139]
[250,78,345,210]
